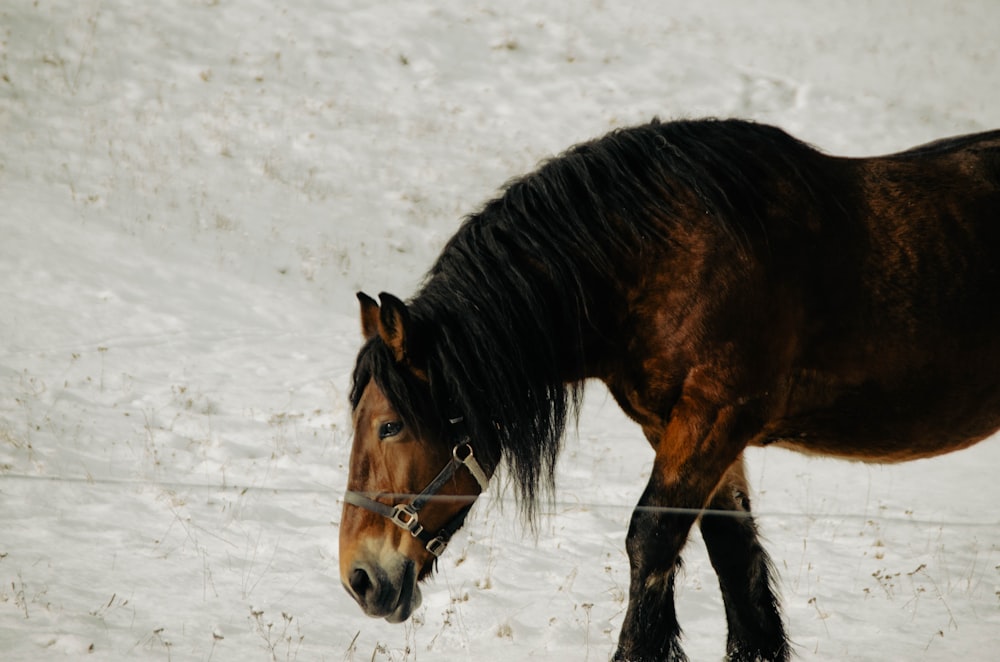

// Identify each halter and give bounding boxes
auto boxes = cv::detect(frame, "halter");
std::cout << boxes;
[343,419,490,557]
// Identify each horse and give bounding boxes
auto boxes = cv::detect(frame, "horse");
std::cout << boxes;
[338,118,1000,661]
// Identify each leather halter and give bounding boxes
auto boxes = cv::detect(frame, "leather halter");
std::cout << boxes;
[343,421,490,557]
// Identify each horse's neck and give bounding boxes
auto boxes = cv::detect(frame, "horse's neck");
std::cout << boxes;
[420,273,613,385]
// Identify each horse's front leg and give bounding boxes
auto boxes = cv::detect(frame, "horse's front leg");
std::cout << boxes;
[613,477,696,662]
[612,401,753,662]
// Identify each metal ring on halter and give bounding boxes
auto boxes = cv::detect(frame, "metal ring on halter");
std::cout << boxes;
[453,443,473,461]
[453,442,490,491]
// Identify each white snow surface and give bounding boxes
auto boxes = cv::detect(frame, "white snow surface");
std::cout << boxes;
[1,1,999,660]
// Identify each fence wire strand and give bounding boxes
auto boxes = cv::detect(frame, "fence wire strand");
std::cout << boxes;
[3,471,998,528]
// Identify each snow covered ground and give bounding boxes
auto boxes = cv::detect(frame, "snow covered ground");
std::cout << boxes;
[1,1,998,660]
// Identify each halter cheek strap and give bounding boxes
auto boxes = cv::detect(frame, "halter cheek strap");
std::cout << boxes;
[344,441,490,557]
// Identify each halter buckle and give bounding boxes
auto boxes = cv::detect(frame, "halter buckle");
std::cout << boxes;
[390,504,424,536]
[425,536,448,557]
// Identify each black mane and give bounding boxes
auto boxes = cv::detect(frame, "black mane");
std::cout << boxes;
[352,118,823,520]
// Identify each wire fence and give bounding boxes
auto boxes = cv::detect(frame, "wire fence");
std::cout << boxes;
[4,470,999,529]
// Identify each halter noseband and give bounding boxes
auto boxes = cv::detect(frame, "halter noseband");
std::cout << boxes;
[343,419,490,557]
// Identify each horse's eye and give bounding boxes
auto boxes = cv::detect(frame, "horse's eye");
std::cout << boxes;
[378,421,404,440]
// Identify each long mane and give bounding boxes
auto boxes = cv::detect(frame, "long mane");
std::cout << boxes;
[352,118,824,521]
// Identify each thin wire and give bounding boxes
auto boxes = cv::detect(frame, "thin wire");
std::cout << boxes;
[344,490,1000,528]
[0,471,328,496]
[3,472,998,528]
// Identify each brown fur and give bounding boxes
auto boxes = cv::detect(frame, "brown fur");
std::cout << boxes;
[341,120,1000,661]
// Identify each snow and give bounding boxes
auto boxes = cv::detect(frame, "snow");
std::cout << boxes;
[1,0,998,660]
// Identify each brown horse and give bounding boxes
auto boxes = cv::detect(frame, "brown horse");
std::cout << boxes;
[339,118,1000,661]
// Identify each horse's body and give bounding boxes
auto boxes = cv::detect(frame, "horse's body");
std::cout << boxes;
[340,119,1000,661]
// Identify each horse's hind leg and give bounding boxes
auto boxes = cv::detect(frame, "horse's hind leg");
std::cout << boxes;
[700,456,788,662]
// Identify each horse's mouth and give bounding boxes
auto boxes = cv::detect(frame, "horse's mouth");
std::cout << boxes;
[384,561,421,623]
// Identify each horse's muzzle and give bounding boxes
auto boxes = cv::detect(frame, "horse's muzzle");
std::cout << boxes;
[343,555,422,623]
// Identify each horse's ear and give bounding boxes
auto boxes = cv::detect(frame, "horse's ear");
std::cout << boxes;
[377,292,415,366]
[359,291,427,379]
[357,292,380,340]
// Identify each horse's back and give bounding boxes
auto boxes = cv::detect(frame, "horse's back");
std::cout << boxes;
[891,128,1000,160]
[769,128,1000,459]
[855,128,1000,307]
[841,128,1000,329]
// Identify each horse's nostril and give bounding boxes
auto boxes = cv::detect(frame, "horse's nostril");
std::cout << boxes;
[350,567,373,598]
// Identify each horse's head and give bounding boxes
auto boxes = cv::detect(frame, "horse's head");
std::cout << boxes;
[339,292,490,622]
